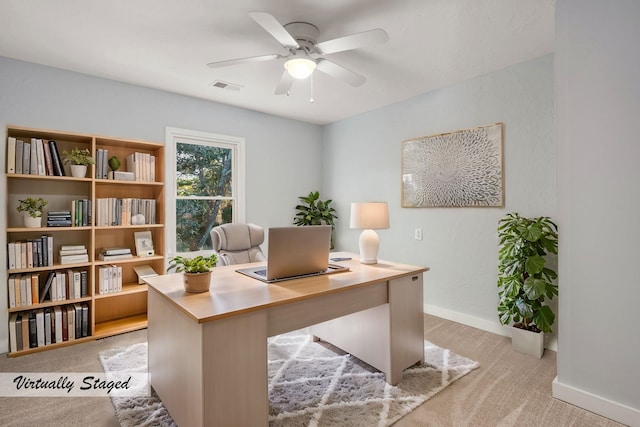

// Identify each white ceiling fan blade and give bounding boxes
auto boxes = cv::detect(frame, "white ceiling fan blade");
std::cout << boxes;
[274,70,293,95]
[315,28,388,55]
[315,59,366,87]
[249,12,299,49]
[207,54,280,68]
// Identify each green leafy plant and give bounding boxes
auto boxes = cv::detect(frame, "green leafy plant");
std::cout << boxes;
[167,254,218,274]
[62,147,95,166]
[497,213,558,333]
[293,191,338,249]
[16,197,48,218]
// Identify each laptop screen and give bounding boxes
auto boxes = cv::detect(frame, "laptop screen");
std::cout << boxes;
[265,225,331,281]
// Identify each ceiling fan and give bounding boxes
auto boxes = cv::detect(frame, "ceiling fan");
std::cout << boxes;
[207,12,389,95]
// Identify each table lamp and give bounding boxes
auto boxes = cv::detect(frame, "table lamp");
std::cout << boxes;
[350,202,389,264]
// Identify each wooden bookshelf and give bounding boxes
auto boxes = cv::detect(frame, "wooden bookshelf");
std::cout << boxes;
[4,125,165,356]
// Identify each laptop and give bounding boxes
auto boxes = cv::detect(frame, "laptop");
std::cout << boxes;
[236,225,349,283]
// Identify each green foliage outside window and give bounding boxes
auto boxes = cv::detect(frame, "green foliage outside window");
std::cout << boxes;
[175,142,234,252]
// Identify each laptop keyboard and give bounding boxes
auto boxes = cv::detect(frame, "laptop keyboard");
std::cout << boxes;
[255,269,267,276]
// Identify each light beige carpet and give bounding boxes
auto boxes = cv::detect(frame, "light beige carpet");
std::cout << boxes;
[100,329,479,426]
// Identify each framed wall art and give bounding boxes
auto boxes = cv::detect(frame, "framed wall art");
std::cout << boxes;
[402,123,504,208]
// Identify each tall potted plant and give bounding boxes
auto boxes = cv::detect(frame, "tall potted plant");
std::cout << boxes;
[497,212,558,357]
[167,254,218,293]
[293,191,338,249]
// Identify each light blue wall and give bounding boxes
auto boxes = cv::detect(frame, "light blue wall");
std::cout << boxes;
[323,54,555,336]
[0,56,323,351]
[555,0,640,423]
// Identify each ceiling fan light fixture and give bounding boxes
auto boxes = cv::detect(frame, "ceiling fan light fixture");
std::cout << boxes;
[284,57,316,79]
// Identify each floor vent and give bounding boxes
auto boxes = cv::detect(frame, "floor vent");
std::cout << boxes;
[210,80,243,92]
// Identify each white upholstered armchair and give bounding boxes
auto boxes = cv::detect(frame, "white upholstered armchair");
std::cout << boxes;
[210,223,267,266]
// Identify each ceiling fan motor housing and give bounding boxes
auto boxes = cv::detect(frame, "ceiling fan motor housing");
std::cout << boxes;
[284,22,319,53]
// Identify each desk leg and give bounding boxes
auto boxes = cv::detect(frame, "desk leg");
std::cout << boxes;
[311,274,424,385]
[149,290,268,427]
[388,273,424,384]
[202,310,269,427]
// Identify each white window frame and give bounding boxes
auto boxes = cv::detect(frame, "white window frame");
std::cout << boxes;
[165,127,245,259]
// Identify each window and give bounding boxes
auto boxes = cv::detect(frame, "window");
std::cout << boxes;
[165,128,245,257]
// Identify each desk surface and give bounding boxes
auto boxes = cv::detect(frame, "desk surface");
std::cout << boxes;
[146,252,428,324]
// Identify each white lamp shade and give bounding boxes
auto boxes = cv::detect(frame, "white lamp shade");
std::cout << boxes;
[350,202,389,230]
[284,58,317,79]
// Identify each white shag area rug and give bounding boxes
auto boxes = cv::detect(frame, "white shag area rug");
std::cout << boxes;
[100,329,479,427]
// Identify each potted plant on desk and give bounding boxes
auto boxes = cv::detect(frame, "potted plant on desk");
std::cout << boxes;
[62,147,95,178]
[497,213,558,358]
[167,254,218,293]
[16,197,48,228]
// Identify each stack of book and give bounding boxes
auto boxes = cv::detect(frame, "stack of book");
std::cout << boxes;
[47,211,72,227]
[98,247,133,261]
[59,245,89,265]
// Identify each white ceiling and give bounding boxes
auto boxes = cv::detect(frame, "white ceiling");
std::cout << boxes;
[0,0,554,125]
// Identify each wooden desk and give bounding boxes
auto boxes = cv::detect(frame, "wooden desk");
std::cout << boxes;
[146,254,428,427]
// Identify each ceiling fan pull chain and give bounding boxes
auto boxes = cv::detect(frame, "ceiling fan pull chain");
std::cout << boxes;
[310,73,315,103]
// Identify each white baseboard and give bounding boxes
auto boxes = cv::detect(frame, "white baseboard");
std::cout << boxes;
[553,377,640,427]
[423,304,558,352]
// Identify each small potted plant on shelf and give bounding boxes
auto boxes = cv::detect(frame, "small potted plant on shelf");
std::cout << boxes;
[497,212,558,358]
[62,147,95,178]
[16,197,48,228]
[167,254,218,293]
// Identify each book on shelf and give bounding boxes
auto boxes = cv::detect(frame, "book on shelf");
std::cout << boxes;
[7,136,16,173]
[15,139,24,174]
[100,247,132,256]
[59,248,88,256]
[54,306,63,343]
[66,306,75,341]
[36,309,45,347]
[9,314,18,353]
[60,244,85,251]
[60,254,89,264]
[44,308,52,345]
[28,310,37,348]
[20,312,29,349]
[107,170,135,181]
[40,271,56,303]
[98,253,133,261]
[48,140,65,176]
[22,141,30,175]
[42,140,54,176]
[29,140,37,175]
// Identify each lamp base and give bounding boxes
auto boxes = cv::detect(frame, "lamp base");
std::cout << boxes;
[358,229,380,265]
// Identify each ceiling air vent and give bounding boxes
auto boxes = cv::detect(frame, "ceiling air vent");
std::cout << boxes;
[210,80,243,92]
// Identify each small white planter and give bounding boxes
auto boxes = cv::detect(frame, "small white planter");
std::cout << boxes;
[511,326,544,358]
[24,215,42,228]
[70,164,88,178]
